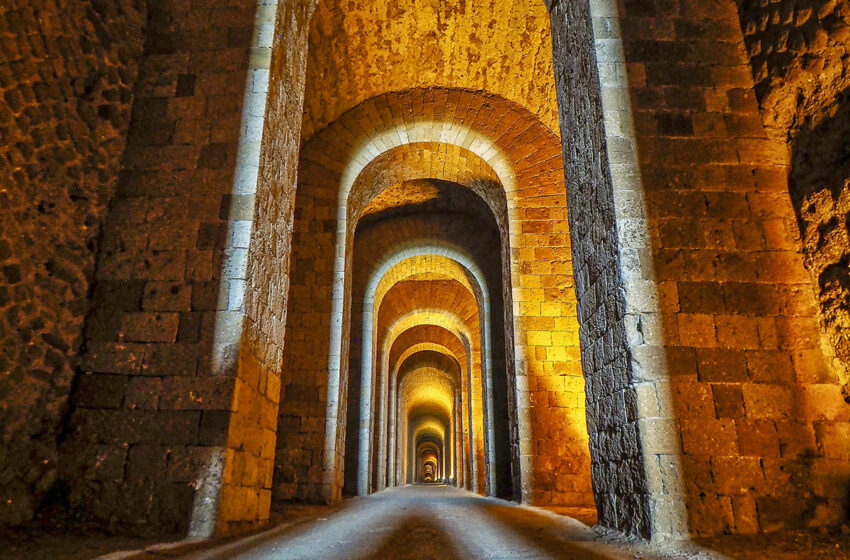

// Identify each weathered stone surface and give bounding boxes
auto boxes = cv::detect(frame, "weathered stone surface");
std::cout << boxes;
[301,0,559,142]
[0,0,145,525]
[2,0,849,544]
[550,0,652,538]
[737,0,850,396]
[56,0,284,536]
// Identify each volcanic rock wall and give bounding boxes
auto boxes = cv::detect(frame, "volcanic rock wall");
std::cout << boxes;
[57,0,298,535]
[0,0,145,525]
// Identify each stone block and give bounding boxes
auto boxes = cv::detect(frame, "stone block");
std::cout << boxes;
[678,314,717,348]
[143,282,192,311]
[126,445,169,484]
[75,374,129,409]
[775,420,817,459]
[159,377,234,410]
[121,312,180,343]
[681,418,738,456]
[741,383,794,419]
[736,420,779,457]
[124,377,162,410]
[745,350,793,384]
[81,342,146,375]
[711,456,765,496]
[712,383,744,419]
[142,343,199,376]
[696,349,748,382]
[814,422,850,460]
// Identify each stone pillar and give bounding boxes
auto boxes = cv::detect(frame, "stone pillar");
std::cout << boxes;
[62,0,315,536]
[548,0,687,540]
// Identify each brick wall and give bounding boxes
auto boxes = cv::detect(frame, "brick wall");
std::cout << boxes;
[0,0,145,525]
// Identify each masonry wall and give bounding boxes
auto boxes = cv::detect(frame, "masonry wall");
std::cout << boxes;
[618,0,850,535]
[549,0,653,538]
[277,90,596,509]
[215,0,313,537]
[0,0,145,525]
[57,0,304,535]
[736,0,850,397]
[346,212,496,496]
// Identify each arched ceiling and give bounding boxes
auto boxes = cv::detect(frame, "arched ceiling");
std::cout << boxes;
[372,255,480,315]
[352,213,502,305]
[302,0,558,142]
[400,367,456,421]
[377,279,480,339]
[389,325,468,376]
[360,179,497,228]
[398,350,461,384]
[411,416,448,444]
[347,142,508,231]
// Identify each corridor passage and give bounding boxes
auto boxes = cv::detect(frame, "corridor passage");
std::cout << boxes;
[177,486,699,560]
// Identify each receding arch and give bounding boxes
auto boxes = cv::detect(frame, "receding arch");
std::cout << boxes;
[279,88,591,511]
[354,246,498,495]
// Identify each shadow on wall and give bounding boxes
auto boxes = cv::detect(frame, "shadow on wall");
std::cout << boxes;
[790,87,850,398]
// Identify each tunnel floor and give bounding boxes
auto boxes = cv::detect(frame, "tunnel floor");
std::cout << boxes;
[172,486,721,560]
[4,487,850,559]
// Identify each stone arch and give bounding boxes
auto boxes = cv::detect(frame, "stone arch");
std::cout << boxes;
[399,366,458,484]
[386,326,471,488]
[379,306,485,494]
[280,87,590,509]
[356,248,498,494]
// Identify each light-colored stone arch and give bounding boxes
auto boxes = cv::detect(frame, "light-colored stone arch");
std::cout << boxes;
[381,309,484,493]
[386,334,469,488]
[356,245,497,494]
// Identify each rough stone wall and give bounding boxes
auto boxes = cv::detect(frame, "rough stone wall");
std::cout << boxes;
[736,0,850,396]
[57,0,310,536]
[0,0,145,525]
[549,0,652,538]
[617,0,849,536]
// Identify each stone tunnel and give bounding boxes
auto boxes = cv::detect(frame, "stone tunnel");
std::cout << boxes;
[2,0,850,558]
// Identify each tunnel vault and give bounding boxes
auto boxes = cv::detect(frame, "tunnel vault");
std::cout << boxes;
[8,0,844,547]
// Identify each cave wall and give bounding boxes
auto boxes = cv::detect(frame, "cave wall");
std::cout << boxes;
[0,0,145,525]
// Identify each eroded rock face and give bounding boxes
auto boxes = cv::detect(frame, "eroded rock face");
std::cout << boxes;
[0,0,145,524]
[737,0,850,393]
[792,121,850,399]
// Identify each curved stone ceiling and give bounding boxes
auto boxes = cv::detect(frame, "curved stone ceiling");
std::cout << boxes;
[303,0,558,141]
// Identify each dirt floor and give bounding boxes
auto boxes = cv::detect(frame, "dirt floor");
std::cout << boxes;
[694,531,850,559]
[2,487,850,560]
[0,527,167,560]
